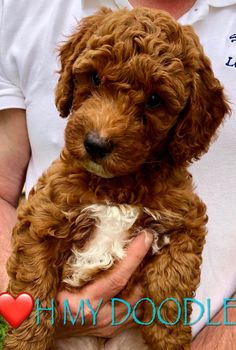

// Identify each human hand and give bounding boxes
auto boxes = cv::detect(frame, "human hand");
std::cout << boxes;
[191,293,236,350]
[56,230,153,338]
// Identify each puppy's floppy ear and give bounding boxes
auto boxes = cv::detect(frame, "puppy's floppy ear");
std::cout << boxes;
[55,7,112,118]
[168,25,230,165]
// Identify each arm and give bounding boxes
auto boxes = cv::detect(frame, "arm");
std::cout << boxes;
[0,108,31,292]
[191,292,236,350]
[142,230,205,350]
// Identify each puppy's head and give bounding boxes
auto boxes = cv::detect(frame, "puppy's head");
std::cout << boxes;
[56,7,229,178]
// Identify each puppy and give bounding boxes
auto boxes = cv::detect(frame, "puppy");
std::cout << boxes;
[5,7,229,350]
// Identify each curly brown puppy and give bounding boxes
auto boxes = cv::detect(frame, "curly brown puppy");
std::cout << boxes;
[5,7,229,350]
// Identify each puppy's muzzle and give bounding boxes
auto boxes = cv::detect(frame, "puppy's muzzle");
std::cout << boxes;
[84,132,113,159]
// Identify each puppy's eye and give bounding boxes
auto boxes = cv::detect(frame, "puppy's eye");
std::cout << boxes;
[91,71,101,87]
[146,93,162,109]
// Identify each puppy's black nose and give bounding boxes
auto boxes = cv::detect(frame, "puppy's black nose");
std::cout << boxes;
[84,132,113,159]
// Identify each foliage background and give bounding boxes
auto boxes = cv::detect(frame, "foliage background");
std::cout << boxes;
[0,316,7,350]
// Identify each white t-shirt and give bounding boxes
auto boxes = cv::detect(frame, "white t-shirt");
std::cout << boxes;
[0,0,235,337]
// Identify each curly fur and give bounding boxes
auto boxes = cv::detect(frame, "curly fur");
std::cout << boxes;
[5,7,229,350]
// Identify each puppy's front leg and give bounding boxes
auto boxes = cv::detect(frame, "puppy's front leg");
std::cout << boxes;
[4,217,68,349]
[141,228,206,350]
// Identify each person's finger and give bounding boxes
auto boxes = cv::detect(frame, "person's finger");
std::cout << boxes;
[55,300,143,339]
[56,280,145,338]
[59,282,143,325]
[81,231,153,303]
[90,309,143,338]
[56,231,152,314]
[108,284,144,319]
[94,284,144,327]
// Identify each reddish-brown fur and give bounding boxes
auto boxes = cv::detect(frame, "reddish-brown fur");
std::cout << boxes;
[5,7,229,350]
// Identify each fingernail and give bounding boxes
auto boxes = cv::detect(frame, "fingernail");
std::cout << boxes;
[143,231,153,247]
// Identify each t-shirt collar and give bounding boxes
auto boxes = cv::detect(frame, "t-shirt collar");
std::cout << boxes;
[180,0,236,24]
[114,0,236,8]
[114,0,236,25]
[208,0,236,6]
[114,0,132,9]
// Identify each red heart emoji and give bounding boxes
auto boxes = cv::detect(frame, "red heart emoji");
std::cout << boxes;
[0,292,34,328]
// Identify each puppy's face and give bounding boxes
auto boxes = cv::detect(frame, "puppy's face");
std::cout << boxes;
[64,27,187,177]
[56,8,229,177]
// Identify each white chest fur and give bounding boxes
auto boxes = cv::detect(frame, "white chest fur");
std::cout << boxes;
[63,204,140,287]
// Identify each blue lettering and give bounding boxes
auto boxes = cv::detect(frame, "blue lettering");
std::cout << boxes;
[183,298,205,326]
[132,298,156,326]
[111,298,131,326]
[63,298,84,325]
[36,298,55,325]
[224,298,236,325]
[206,299,221,326]
[158,298,181,325]
[85,298,103,326]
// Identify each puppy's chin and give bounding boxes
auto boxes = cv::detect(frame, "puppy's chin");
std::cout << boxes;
[81,159,115,178]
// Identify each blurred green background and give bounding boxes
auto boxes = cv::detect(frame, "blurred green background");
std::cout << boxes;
[0,316,7,349]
